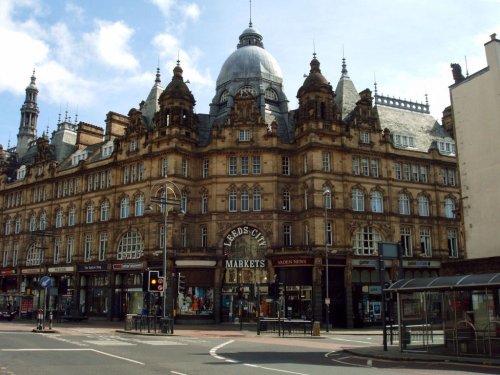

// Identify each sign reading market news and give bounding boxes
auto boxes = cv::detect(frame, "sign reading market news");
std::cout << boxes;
[224,225,267,268]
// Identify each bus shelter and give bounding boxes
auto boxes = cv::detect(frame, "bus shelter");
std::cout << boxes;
[386,273,500,357]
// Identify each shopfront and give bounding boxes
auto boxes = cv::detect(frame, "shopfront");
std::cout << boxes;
[47,266,75,319]
[273,258,314,320]
[77,263,110,318]
[175,260,216,322]
[112,262,145,320]
[222,225,269,323]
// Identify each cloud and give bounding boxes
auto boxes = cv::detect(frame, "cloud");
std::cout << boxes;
[150,0,176,17]
[83,20,139,71]
[182,3,201,21]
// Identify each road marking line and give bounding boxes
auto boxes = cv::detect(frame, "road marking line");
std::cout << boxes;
[244,364,309,374]
[1,348,144,365]
[171,372,187,375]
[329,337,375,344]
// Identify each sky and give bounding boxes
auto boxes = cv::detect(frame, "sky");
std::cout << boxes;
[0,0,499,149]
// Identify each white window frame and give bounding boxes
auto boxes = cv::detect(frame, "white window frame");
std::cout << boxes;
[352,189,365,212]
[418,195,430,217]
[420,227,432,257]
[448,228,458,258]
[370,191,383,213]
[399,194,411,215]
[400,227,413,256]
[282,156,290,176]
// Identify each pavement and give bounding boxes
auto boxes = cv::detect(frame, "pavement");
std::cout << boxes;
[1,318,499,367]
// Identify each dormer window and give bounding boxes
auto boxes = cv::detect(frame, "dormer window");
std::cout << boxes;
[438,141,455,154]
[102,143,114,157]
[394,133,416,148]
[239,129,250,142]
[17,165,27,180]
[71,151,87,166]
[130,140,137,152]
[361,131,370,144]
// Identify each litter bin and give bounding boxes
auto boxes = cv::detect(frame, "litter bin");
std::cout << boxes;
[402,326,411,348]
[312,321,321,336]
[124,314,133,331]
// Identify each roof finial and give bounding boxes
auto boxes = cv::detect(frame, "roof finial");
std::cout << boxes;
[177,50,180,66]
[374,72,378,96]
[249,0,252,27]
[464,55,469,77]
[313,39,316,59]
[75,106,79,124]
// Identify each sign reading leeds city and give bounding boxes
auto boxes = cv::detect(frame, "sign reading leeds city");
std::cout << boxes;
[224,225,267,268]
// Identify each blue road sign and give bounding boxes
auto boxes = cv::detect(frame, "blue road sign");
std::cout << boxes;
[40,276,51,288]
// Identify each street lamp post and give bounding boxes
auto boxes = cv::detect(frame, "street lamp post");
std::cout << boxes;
[323,187,331,332]
[146,177,183,325]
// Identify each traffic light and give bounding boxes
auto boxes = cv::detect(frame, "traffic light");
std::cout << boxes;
[148,270,160,292]
[177,273,185,294]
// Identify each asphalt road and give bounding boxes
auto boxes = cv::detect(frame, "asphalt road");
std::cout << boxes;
[1,329,499,375]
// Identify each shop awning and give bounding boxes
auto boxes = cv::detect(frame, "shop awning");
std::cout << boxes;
[386,273,500,292]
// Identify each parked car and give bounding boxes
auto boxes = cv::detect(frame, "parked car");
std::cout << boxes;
[0,309,17,321]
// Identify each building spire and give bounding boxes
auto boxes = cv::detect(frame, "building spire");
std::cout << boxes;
[249,0,252,27]
[16,69,40,158]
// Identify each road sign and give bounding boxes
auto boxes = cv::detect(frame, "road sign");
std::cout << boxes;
[325,297,331,305]
[40,276,51,289]
[158,277,164,291]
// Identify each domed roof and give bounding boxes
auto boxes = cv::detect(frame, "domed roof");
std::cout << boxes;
[297,55,330,97]
[216,25,283,87]
[160,63,195,104]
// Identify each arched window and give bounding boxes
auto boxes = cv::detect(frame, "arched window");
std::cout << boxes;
[399,193,411,215]
[370,191,383,213]
[220,90,229,103]
[444,197,456,218]
[120,197,129,219]
[264,88,278,101]
[418,195,430,216]
[352,226,382,255]
[352,189,365,211]
[324,190,332,209]
[117,231,143,260]
[180,191,188,213]
[238,85,256,97]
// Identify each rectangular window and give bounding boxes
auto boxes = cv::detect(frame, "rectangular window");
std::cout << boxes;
[361,158,369,176]
[84,234,93,262]
[241,191,249,211]
[68,208,75,226]
[303,155,308,174]
[304,224,309,246]
[123,166,129,184]
[448,228,458,258]
[441,168,448,185]
[2,248,9,267]
[252,156,261,175]
[202,159,209,178]
[253,189,261,211]
[99,232,108,261]
[54,239,61,264]
[353,157,360,176]
[412,165,419,182]
[400,227,413,256]
[229,191,237,212]
[403,163,411,180]
[66,237,74,263]
[181,226,188,248]
[161,158,169,177]
[282,156,290,176]
[420,227,432,257]
[420,165,429,183]
[201,227,208,248]
[361,131,370,144]
[239,129,250,141]
[283,224,292,247]
[229,156,237,176]
[325,221,333,245]
[395,162,402,180]
[13,244,18,266]
[241,156,249,175]
[370,160,379,177]
[182,159,189,177]
[322,152,331,172]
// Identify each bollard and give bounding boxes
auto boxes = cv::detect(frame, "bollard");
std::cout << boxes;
[49,310,53,330]
[312,321,321,336]
[36,309,43,330]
